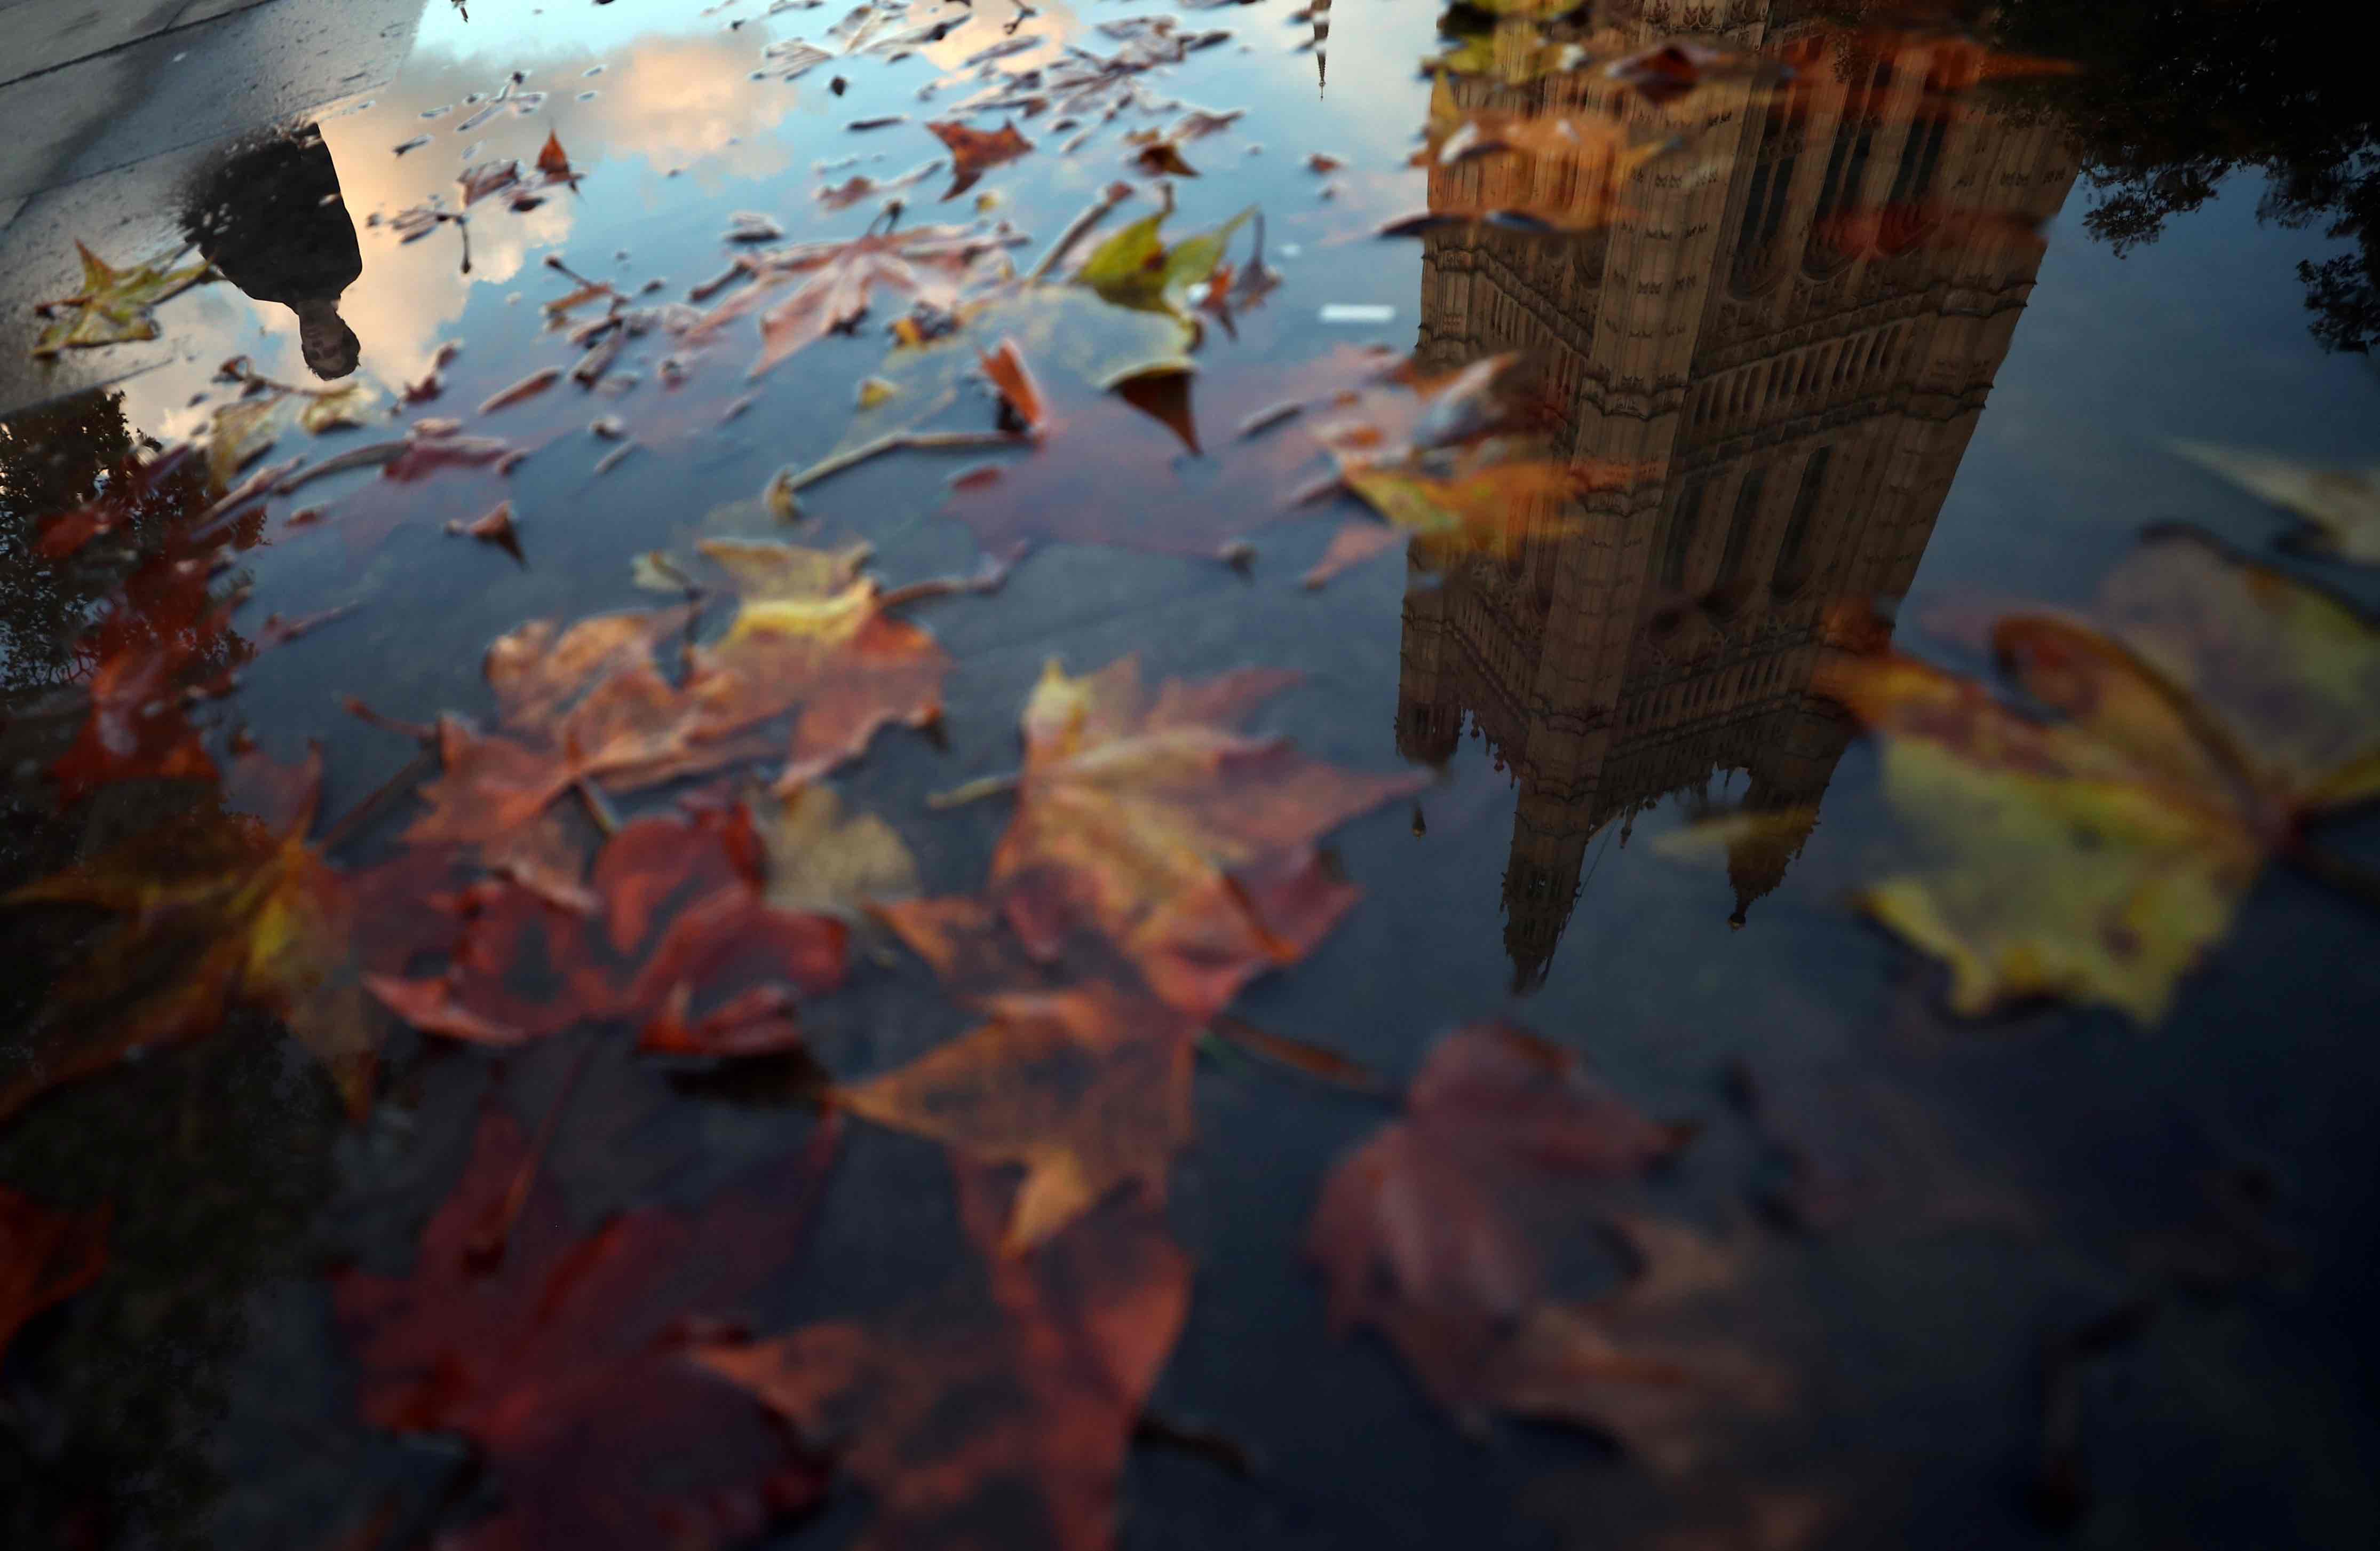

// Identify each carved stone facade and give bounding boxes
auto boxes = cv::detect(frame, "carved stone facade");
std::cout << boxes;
[1396,2,2078,987]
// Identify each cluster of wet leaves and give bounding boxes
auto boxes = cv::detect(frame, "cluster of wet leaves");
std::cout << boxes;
[4,2,2377,1548]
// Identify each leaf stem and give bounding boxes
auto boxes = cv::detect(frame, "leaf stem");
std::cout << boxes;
[320,748,437,851]
[926,770,1022,809]
[774,428,1026,508]
[1026,181,1135,281]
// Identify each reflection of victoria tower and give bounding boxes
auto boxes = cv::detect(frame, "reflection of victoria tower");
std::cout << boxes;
[1397,3,2077,986]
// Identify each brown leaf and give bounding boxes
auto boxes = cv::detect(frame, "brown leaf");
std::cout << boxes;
[932,658,1421,1016]
[535,130,573,181]
[926,118,1035,199]
[1309,1022,1745,1456]
[447,499,523,562]
[694,1183,1187,1551]
[687,224,998,379]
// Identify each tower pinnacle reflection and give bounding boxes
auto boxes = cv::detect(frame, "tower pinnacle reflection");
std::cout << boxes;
[1397,3,2078,988]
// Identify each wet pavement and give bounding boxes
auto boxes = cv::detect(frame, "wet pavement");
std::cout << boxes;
[2,2,2378,1548]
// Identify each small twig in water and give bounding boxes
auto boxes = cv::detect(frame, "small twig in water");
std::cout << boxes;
[1026,180,1135,281]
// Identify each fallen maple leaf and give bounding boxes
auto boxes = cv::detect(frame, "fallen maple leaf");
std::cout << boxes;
[0,1188,109,1366]
[334,1106,838,1550]
[404,542,946,844]
[3,747,376,1122]
[369,794,847,1054]
[1815,528,2380,1022]
[838,983,1200,1250]
[693,1178,1187,1551]
[32,241,215,356]
[927,118,1035,200]
[1310,1023,1774,1466]
[1075,196,1250,319]
[756,782,919,923]
[687,222,1003,378]
[934,657,1422,1017]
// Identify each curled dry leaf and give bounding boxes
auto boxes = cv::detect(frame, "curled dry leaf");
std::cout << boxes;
[1310,1023,1774,1468]
[3,749,376,1122]
[334,1107,839,1551]
[33,241,215,357]
[446,499,523,562]
[935,657,1423,1017]
[978,337,1048,433]
[926,118,1035,199]
[1819,528,2380,1022]
[693,1180,1188,1551]
[0,1188,110,1366]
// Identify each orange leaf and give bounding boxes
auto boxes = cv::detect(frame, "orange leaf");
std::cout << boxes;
[535,130,573,180]
[925,117,1034,199]
[838,984,1199,1249]
[694,1182,1186,1551]
[978,337,1048,433]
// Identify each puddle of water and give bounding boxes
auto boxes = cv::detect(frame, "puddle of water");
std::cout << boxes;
[2,3,2377,1548]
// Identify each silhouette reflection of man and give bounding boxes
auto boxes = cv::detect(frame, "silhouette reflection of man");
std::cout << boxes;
[185,124,364,380]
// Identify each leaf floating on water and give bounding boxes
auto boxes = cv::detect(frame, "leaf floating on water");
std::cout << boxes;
[0,1188,109,1367]
[1310,1023,1773,1464]
[534,130,574,181]
[2171,441,2380,564]
[688,223,1011,379]
[1819,529,2380,1023]
[31,241,215,357]
[2,748,378,1122]
[334,1107,838,1550]
[926,118,1034,199]
[694,1183,1187,1551]
[929,656,1422,1017]
[839,983,1201,1249]
[446,500,524,563]
[459,160,522,206]
[978,337,1049,433]
[756,782,918,923]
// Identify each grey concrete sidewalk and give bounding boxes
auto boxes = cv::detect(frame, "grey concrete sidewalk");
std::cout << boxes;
[1,0,427,414]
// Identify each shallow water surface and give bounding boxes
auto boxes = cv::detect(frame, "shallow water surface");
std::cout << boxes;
[2,2,2377,1547]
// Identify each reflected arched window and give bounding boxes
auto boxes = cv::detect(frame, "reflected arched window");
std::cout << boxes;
[1716,466,1766,585]
[1880,58,1957,253]
[1806,60,1891,274]
[1774,447,1830,594]
[1660,477,1708,589]
[1730,91,1809,295]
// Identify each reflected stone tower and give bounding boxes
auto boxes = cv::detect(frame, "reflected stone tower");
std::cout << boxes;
[1397,1,2079,988]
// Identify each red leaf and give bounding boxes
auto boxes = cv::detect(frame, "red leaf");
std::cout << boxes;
[694,1181,1185,1551]
[1,1188,109,1366]
[334,1108,839,1550]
